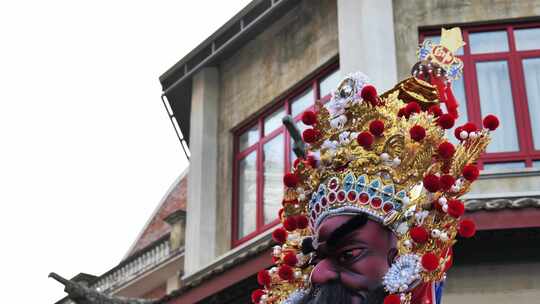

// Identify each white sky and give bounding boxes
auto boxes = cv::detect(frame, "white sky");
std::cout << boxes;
[0,1,251,302]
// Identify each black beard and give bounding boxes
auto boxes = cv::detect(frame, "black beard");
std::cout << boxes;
[297,282,387,304]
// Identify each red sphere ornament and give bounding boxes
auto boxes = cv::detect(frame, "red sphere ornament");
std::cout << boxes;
[369,119,385,137]
[278,264,294,281]
[302,128,320,143]
[409,125,426,142]
[421,252,440,272]
[295,215,309,229]
[257,270,271,286]
[483,114,500,131]
[437,113,456,129]
[458,219,477,238]
[447,199,465,218]
[397,107,407,118]
[383,294,401,304]
[272,228,288,244]
[361,85,379,106]
[438,141,455,159]
[410,226,429,243]
[454,126,465,141]
[357,131,374,149]
[463,122,478,133]
[301,110,318,126]
[283,216,298,231]
[251,289,265,304]
[462,164,480,181]
[423,174,441,192]
[405,101,421,116]
[440,174,456,190]
[428,105,443,117]
[283,173,299,187]
[283,252,298,267]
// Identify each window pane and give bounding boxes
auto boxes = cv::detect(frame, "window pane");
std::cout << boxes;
[291,88,314,118]
[533,160,540,168]
[423,35,463,55]
[264,108,286,136]
[319,69,341,97]
[446,77,468,144]
[515,28,540,51]
[523,58,540,150]
[476,61,519,152]
[483,162,525,171]
[239,124,259,151]
[238,152,257,238]
[263,134,284,224]
[470,31,508,54]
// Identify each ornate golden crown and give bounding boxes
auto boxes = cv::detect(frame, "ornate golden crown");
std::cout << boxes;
[252,28,499,304]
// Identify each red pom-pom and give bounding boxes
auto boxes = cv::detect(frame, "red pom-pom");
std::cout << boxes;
[440,174,456,190]
[251,289,265,304]
[357,131,374,149]
[272,228,288,244]
[483,114,499,131]
[369,120,385,137]
[301,110,318,126]
[421,253,440,272]
[410,226,429,243]
[383,294,401,304]
[278,264,294,281]
[283,217,298,231]
[454,126,465,141]
[293,158,301,168]
[295,215,309,229]
[447,199,465,218]
[458,219,477,238]
[405,101,421,116]
[463,122,478,133]
[361,85,379,106]
[438,141,455,159]
[257,270,271,286]
[410,125,426,141]
[428,105,443,117]
[283,173,299,187]
[462,164,479,181]
[438,113,456,129]
[302,128,320,143]
[397,107,407,118]
[423,174,441,192]
[283,252,298,267]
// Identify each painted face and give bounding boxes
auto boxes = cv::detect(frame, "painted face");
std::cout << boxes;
[309,214,396,304]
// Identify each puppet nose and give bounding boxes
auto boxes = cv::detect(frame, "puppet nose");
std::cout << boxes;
[310,258,339,284]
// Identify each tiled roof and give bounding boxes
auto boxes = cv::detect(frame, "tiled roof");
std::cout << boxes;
[123,169,188,260]
[465,196,540,211]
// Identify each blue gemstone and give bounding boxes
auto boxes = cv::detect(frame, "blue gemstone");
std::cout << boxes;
[355,175,367,193]
[343,173,355,192]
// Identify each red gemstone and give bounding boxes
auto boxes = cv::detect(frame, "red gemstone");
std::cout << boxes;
[329,178,339,190]
[371,197,382,208]
[337,190,346,202]
[347,191,357,202]
[315,203,321,213]
[311,210,316,219]
[383,203,394,213]
[328,192,337,203]
[359,193,369,204]
[321,197,328,206]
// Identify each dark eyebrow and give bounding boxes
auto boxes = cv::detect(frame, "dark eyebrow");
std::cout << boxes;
[326,213,368,248]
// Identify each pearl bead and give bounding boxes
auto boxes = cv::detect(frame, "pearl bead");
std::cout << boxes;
[380,153,390,161]
[439,197,447,204]
[460,130,469,139]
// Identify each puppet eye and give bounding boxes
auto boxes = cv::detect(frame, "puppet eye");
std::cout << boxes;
[338,248,364,264]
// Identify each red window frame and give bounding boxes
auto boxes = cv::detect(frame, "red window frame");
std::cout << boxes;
[421,22,540,169]
[231,62,339,247]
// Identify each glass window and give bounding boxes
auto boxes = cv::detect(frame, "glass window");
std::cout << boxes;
[446,77,468,144]
[423,35,464,55]
[476,61,519,152]
[515,28,540,51]
[237,152,257,238]
[533,160,540,168]
[239,125,259,151]
[263,135,284,224]
[483,162,525,171]
[291,88,314,118]
[264,108,286,135]
[522,58,540,150]
[319,69,342,97]
[469,31,509,54]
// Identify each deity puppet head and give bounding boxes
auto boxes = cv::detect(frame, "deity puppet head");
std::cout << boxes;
[252,28,499,304]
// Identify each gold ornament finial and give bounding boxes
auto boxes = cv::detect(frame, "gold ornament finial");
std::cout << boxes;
[440,27,466,54]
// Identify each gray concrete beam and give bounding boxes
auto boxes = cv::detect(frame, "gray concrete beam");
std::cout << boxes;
[337,0,398,91]
[185,67,219,275]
